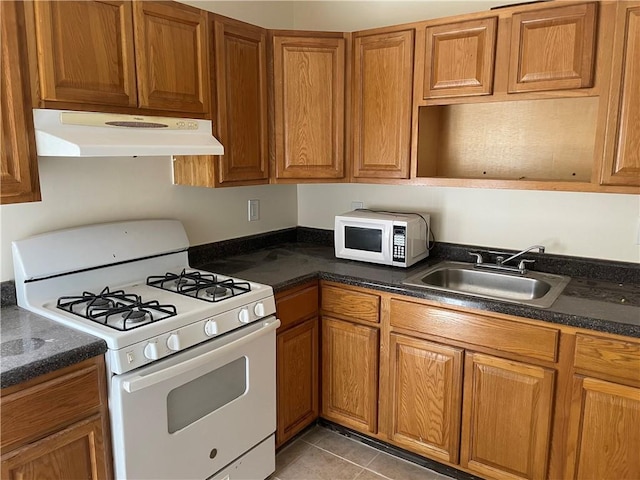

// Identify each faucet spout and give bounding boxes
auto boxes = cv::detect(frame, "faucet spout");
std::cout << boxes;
[498,245,545,266]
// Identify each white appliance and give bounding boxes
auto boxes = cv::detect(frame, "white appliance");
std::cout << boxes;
[12,220,277,480]
[335,210,430,267]
[33,109,224,157]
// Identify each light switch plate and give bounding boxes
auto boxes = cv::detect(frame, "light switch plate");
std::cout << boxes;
[248,199,260,221]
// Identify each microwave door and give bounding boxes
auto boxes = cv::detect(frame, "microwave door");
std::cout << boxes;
[339,222,392,265]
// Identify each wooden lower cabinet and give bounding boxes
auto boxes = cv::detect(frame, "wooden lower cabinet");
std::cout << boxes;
[389,334,463,463]
[1,416,107,480]
[322,316,379,434]
[460,353,555,480]
[276,317,319,446]
[564,377,640,479]
[0,357,111,480]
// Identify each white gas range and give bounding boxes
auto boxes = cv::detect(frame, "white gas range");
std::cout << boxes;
[12,220,279,480]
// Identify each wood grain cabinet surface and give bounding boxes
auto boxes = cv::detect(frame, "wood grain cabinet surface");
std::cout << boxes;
[273,33,347,181]
[601,2,640,186]
[0,357,111,480]
[352,29,414,180]
[31,0,209,116]
[275,283,320,447]
[1,1,41,205]
[423,17,497,99]
[508,3,598,93]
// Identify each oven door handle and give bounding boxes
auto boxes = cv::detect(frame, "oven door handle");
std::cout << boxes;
[121,318,280,393]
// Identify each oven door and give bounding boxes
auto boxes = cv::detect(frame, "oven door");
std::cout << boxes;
[110,318,279,480]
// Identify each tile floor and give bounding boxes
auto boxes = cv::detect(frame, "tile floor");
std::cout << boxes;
[270,426,453,480]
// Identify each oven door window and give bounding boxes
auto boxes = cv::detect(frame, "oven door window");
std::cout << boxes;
[167,356,247,433]
[345,226,382,252]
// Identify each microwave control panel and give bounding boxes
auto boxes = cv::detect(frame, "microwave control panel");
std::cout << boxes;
[393,226,406,262]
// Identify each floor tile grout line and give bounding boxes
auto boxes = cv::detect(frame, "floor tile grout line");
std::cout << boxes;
[307,442,394,477]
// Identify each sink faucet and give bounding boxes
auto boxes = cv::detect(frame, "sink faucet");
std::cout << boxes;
[496,245,545,269]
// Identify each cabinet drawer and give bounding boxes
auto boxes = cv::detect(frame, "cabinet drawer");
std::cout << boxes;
[1,363,102,452]
[322,285,380,324]
[276,283,319,331]
[574,334,640,385]
[390,299,558,362]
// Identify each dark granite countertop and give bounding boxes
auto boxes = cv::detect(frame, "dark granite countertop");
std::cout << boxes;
[197,242,640,338]
[0,306,107,389]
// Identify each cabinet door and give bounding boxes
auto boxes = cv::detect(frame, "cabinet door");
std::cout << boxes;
[1,1,41,204]
[273,35,346,180]
[322,317,379,434]
[601,3,640,186]
[423,17,497,99]
[461,353,555,480]
[33,0,137,107]
[1,416,108,480]
[276,317,319,446]
[508,3,597,93]
[133,1,209,114]
[564,376,640,479]
[389,334,463,463]
[214,18,268,185]
[353,30,413,179]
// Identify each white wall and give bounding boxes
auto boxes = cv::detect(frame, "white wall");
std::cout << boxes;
[297,184,640,263]
[0,157,297,281]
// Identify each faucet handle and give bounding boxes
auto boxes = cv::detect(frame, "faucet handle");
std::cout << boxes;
[518,259,535,273]
[469,251,484,265]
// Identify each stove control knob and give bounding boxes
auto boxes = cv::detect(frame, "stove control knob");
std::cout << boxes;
[253,302,265,317]
[167,333,181,351]
[204,320,218,336]
[143,341,160,360]
[238,308,250,324]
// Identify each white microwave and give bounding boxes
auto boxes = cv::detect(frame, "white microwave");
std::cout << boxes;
[334,210,430,267]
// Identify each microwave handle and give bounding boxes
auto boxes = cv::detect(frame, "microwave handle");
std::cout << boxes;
[121,318,280,393]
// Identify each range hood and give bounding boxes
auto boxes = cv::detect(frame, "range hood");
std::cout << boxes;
[33,109,224,157]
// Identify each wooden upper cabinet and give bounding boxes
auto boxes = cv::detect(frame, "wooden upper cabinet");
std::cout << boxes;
[508,3,598,93]
[214,17,268,185]
[353,30,414,179]
[1,1,41,205]
[273,34,346,180]
[423,17,497,99]
[133,1,209,114]
[460,352,555,480]
[601,3,640,186]
[33,1,137,108]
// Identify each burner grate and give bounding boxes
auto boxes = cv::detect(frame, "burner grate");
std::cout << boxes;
[57,286,177,331]
[147,270,251,303]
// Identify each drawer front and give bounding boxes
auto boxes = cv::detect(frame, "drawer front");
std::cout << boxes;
[390,299,559,362]
[276,283,319,331]
[1,364,102,451]
[574,334,640,385]
[322,285,380,324]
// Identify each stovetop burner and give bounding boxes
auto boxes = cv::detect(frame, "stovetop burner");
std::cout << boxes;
[146,270,250,303]
[57,287,177,331]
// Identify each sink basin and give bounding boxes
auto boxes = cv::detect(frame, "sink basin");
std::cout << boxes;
[403,261,570,308]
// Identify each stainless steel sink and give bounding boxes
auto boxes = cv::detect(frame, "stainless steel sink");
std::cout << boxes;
[403,261,570,308]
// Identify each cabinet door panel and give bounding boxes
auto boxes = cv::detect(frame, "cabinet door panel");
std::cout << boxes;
[34,1,137,107]
[565,376,640,479]
[601,4,640,186]
[508,3,597,93]
[461,353,554,480]
[134,1,209,113]
[424,17,497,98]
[215,19,268,184]
[389,334,463,463]
[322,317,379,433]
[1,1,41,204]
[274,35,345,179]
[1,416,108,480]
[276,317,319,446]
[353,30,413,179]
